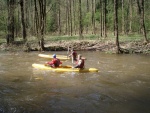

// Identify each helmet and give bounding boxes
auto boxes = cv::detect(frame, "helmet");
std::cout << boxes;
[53,54,56,58]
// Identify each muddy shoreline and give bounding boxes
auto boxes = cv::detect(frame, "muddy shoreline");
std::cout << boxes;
[0,40,150,54]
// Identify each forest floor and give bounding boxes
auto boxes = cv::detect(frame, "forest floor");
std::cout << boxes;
[0,39,150,54]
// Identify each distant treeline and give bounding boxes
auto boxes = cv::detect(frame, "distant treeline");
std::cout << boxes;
[0,0,149,52]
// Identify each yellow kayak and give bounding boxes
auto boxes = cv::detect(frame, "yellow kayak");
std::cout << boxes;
[38,54,70,61]
[32,63,99,72]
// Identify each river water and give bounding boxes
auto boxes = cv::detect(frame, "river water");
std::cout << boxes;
[0,51,150,113]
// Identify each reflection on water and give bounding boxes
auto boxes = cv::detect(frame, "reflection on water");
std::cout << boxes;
[0,51,150,113]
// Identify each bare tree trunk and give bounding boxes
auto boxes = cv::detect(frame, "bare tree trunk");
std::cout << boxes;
[86,0,89,34]
[69,0,73,36]
[129,0,132,33]
[79,0,83,39]
[34,0,46,51]
[38,0,46,50]
[104,0,107,38]
[67,0,70,35]
[58,0,61,35]
[100,0,103,37]
[65,0,69,35]
[114,0,120,53]
[7,0,15,44]
[137,0,148,42]
[122,0,125,34]
[73,0,76,35]
[92,0,95,34]
[20,0,27,42]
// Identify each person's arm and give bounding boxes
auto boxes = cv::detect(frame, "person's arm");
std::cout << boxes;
[73,60,82,68]
[68,52,73,57]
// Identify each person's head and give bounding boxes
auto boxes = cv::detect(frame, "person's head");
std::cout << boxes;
[77,54,82,60]
[53,54,56,58]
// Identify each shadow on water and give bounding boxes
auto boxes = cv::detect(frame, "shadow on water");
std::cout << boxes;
[0,51,150,113]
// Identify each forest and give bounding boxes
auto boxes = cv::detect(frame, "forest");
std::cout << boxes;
[0,0,149,53]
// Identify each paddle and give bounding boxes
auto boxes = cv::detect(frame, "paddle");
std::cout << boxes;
[67,46,70,58]
[71,47,74,68]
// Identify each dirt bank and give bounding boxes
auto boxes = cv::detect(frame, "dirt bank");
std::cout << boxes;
[42,40,150,54]
[0,40,150,54]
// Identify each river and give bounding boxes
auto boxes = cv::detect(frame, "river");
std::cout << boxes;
[0,51,150,113]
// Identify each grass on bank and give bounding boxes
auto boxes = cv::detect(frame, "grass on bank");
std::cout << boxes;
[0,33,150,44]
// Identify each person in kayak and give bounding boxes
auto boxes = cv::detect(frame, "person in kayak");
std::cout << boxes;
[68,49,77,61]
[73,54,84,69]
[46,54,62,68]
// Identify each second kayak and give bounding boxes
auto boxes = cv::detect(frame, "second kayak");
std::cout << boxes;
[38,54,70,61]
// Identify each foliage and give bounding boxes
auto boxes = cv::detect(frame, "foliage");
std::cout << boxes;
[83,12,91,26]
[46,15,57,32]
[0,0,149,43]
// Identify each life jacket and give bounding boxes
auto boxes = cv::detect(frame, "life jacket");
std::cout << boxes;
[72,51,77,61]
[48,58,62,67]
[76,59,84,68]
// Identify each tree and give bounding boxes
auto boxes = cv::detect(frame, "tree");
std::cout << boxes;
[86,0,89,33]
[137,0,148,42]
[114,0,120,53]
[100,0,103,37]
[6,0,15,44]
[69,0,73,36]
[20,0,27,42]
[73,0,77,35]
[78,0,83,39]
[104,0,107,37]
[92,0,95,34]
[34,0,46,50]
[121,0,125,34]
[58,0,61,35]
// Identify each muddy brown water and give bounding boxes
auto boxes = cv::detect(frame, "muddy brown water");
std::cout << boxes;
[0,51,150,113]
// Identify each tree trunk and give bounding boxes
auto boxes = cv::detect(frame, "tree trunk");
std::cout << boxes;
[73,0,76,35]
[104,0,107,38]
[7,0,15,44]
[69,0,73,36]
[38,0,46,50]
[67,0,70,35]
[100,0,103,37]
[92,0,95,34]
[34,0,46,51]
[58,0,61,35]
[129,0,132,33]
[114,0,120,53]
[137,0,148,42]
[20,0,27,42]
[79,0,83,39]
[65,0,68,35]
[86,0,89,34]
[122,0,125,34]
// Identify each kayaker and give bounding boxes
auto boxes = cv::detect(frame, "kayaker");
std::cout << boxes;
[68,49,77,61]
[73,54,84,69]
[46,54,62,68]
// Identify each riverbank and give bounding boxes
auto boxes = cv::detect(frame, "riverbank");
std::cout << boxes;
[0,39,150,54]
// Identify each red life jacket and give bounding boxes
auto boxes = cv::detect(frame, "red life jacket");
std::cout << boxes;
[48,58,62,67]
